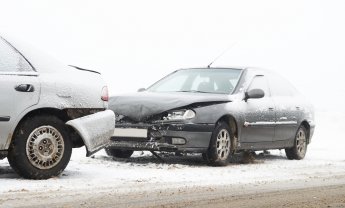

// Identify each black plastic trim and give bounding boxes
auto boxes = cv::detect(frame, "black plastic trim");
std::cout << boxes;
[0,116,10,122]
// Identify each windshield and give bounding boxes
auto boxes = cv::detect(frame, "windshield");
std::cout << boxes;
[147,68,242,94]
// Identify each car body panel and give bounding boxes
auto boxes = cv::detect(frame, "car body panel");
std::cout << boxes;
[240,96,276,143]
[37,68,108,109]
[108,67,315,154]
[0,35,114,155]
[66,110,115,156]
[109,91,231,122]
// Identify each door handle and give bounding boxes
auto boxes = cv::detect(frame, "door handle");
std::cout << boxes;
[15,84,35,92]
[268,107,274,111]
[296,106,300,110]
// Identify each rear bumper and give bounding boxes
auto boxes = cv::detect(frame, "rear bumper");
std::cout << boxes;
[108,122,214,153]
[66,110,115,156]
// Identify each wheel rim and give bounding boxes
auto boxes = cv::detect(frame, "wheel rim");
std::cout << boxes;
[26,126,64,170]
[216,129,231,160]
[296,128,307,155]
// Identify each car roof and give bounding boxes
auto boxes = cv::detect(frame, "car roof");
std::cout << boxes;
[179,66,245,70]
[177,66,269,74]
[1,34,68,73]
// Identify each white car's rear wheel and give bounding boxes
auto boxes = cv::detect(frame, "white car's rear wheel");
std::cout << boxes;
[8,115,72,179]
[26,126,65,170]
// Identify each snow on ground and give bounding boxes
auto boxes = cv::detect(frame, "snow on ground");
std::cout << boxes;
[0,111,344,195]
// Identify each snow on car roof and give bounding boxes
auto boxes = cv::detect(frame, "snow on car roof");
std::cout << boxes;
[1,34,69,73]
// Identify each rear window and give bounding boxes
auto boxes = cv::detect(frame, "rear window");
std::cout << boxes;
[0,37,32,72]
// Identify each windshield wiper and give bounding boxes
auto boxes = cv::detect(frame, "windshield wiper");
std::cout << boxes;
[176,90,210,93]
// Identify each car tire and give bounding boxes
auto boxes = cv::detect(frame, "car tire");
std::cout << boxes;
[7,115,72,179]
[206,122,232,166]
[105,148,134,158]
[285,125,308,160]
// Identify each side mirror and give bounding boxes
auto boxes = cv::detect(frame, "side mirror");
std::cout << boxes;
[137,88,146,92]
[244,88,265,101]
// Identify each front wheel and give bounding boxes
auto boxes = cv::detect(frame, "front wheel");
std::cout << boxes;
[285,126,308,160]
[206,122,232,166]
[8,115,72,179]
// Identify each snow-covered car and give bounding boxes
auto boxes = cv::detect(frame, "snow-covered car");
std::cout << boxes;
[0,36,115,179]
[107,67,315,166]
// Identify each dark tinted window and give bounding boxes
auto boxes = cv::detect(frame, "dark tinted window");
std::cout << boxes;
[268,73,297,97]
[0,38,32,72]
[248,75,270,97]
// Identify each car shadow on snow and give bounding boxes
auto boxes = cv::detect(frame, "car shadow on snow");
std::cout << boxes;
[0,164,81,180]
[0,164,20,179]
[238,151,287,164]
[95,152,208,167]
[93,150,288,167]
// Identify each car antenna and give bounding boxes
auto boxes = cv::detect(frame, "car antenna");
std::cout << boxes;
[207,42,237,68]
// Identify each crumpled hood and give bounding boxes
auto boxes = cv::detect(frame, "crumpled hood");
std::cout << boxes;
[109,91,232,122]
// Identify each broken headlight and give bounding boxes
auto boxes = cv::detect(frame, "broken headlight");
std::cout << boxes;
[163,109,196,121]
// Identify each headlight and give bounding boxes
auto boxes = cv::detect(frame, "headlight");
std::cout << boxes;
[163,109,196,121]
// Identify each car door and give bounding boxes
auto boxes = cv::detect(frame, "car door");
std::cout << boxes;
[0,37,40,149]
[267,73,299,141]
[241,75,275,143]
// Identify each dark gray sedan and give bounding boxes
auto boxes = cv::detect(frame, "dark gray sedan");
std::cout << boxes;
[108,67,315,166]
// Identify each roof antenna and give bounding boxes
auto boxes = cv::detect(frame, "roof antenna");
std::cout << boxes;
[207,42,237,68]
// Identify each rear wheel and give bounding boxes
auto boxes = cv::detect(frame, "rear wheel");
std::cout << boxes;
[285,126,308,160]
[206,122,232,166]
[105,148,134,158]
[8,115,72,179]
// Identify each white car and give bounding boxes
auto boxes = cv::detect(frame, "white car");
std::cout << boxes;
[0,35,115,179]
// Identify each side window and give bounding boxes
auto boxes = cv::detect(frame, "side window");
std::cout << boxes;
[0,38,32,72]
[248,75,270,97]
[268,74,296,97]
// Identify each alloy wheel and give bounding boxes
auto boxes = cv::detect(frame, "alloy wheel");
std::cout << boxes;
[296,128,307,155]
[216,129,231,160]
[26,126,64,170]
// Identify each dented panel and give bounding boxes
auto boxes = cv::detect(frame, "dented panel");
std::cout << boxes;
[66,110,115,156]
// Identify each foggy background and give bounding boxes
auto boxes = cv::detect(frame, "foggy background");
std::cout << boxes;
[1,0,344,112]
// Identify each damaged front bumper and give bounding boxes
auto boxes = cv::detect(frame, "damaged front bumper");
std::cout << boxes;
[66,110,115,156]
[108,122,214,153]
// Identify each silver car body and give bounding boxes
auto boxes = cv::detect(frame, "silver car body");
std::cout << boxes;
[0,35,115,156]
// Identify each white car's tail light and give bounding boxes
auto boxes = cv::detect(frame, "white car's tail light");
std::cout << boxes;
[101,86,109,101]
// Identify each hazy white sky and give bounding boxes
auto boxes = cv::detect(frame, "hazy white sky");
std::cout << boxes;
[1,0,344,110]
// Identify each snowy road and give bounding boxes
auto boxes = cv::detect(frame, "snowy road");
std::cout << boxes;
[0,111,344,207]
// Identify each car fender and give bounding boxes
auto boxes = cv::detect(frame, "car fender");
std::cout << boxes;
[66,110,115,156]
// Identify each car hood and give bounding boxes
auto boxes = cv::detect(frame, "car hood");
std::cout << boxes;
[109,91,232,122]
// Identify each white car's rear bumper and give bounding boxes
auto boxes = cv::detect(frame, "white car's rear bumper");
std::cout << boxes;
[66,110,115,156]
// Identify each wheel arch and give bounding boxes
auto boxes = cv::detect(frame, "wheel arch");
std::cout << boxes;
[11,108,85,149]
[300,120,311,144]
[216,114,239,152]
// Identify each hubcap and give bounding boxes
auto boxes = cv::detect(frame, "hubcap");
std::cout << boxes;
[26,126,64,170]
[296,128,307,155]
[216,129,231,160]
